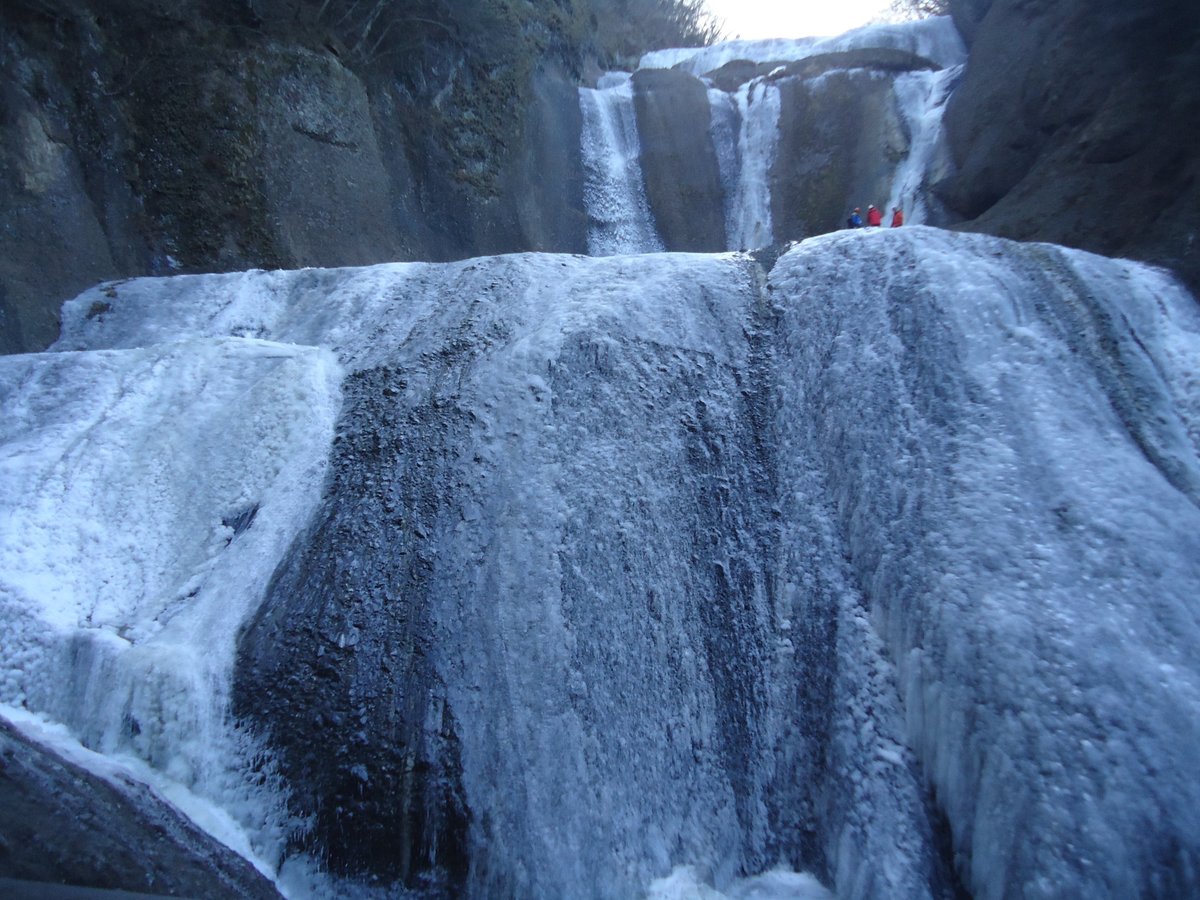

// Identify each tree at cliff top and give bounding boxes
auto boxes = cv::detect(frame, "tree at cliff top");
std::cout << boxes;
[261,0,722,68]
[590,0,724,64]
[889,0,949,19]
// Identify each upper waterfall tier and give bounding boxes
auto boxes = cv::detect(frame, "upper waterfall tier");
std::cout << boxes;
[582,17,965,255]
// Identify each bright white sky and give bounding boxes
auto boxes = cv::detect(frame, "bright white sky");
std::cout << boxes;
[705,0,896,39]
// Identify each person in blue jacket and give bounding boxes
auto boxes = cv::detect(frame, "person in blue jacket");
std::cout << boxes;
[846,207,863,228]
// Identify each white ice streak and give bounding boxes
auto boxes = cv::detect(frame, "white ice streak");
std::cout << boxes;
[707,86,741,237]
[580,73,665,256]
[886,65,962,224]
[641,16,966,76]
[728,79,781,249]
[0,337,341,874]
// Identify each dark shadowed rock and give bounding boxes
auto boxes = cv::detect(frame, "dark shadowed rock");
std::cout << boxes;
[949,0,994,46]
[0,21,122,354]
[0,0,591,354]
[632,68,726,251]
[771,71,908,241]
[257,47,406,268]
[234,366,471,892]
[941,0,1200,292]
[0,720,280,898]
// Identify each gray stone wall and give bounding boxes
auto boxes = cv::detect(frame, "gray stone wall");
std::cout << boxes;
[0,0,589,354]
[940,0,1200,293]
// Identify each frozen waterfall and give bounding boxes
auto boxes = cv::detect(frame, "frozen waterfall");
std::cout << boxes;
[726,79,782,250]
[580,74,664,256]
[885,65,962,224]
[586,16,969,252]
[640,16,967,74]
[4,227,1199,899]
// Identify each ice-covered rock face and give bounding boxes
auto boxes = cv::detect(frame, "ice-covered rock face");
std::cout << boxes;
[9,228,1200,898]
[586,17,966,253]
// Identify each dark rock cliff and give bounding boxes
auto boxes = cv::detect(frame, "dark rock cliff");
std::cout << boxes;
[233,365,473,892]
[0,0,592,354]
[771,65,911,241]
[941,0,1200,292]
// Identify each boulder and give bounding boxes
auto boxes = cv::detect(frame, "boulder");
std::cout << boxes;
[941,0,1200,292]
[0,720,279,898]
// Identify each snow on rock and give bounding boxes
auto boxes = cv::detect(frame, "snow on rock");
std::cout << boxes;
[640,17,966,76]
[0,336,341,869]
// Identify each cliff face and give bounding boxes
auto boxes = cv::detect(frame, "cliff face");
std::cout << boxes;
[624,44,951,254]
[0,0,590,354]
[941,0,1200,292]
[6,0,1195,355]
[631,68,726,252]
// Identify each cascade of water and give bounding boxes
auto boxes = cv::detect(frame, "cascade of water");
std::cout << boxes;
[728,78,781,250]
[706,86,741,249]
[886,65,963,224]
[579,73,664,256]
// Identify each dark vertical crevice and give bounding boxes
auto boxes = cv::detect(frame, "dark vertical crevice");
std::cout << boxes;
[232,365,472,893]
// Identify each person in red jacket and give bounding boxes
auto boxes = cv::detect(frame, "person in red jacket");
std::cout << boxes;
[866,204,883,226]
[891,206,904,227]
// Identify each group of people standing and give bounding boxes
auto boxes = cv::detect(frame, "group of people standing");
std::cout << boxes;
[846,204,903,228]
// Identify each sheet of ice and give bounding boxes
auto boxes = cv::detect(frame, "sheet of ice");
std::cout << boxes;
[727,79,781,249]
[0,337,342,872]
[646,865,834,899]
[771,226,1200,898]
[580,73,665,256]
[48,251,941,897]
[56,262,448,370]
[885,65,962,224]
[641,17,966,76]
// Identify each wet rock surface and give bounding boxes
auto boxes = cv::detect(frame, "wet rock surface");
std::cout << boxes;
[632,68,726,251]
[0,720,280,898]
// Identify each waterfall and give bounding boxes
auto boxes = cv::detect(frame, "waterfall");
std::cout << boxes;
[886,65,963,224]
[579,73,664,256]
[727,78,781,250]
[706,87,741,249]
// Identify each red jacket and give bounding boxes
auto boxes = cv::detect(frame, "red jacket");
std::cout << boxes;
[866,206,883,226]
[891,209,904,227]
